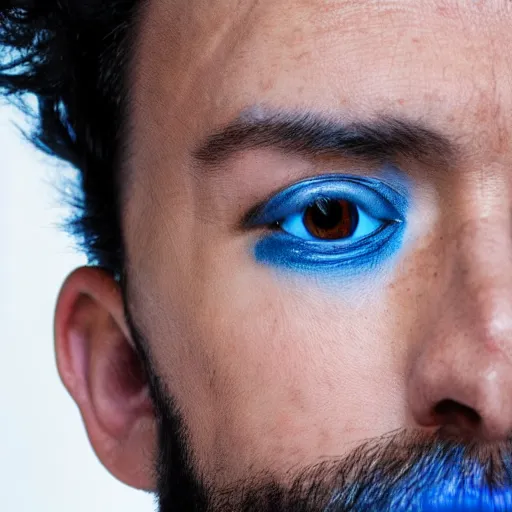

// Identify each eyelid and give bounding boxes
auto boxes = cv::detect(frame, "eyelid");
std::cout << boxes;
[245,174,407,228]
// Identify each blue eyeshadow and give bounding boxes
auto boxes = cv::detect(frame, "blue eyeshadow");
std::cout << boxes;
[247,169,410,277]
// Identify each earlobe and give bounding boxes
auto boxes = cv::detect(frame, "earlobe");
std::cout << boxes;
[54,266,157,491]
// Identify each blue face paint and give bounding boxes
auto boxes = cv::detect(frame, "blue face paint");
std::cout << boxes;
[246,168,409,277]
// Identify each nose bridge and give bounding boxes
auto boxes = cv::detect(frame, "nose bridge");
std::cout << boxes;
[454,216,512,351]
[408,215,512,441]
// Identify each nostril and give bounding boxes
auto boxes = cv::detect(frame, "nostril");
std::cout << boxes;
[433,399,482,439]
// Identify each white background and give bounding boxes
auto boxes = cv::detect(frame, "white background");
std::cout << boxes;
[0,101,155,511]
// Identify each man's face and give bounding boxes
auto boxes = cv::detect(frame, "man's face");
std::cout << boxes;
[57,0,512,509]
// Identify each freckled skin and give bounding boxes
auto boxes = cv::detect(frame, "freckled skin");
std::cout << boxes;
[116,0,512,492]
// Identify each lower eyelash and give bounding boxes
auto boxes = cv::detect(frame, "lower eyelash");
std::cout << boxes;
[253,219,404,276]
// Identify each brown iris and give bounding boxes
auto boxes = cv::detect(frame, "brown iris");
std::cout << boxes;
[303,198,359,240]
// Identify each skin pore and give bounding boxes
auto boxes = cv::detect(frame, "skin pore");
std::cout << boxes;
[54,0,512,510]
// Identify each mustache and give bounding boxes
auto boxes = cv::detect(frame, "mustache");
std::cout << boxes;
[209,429,512,511]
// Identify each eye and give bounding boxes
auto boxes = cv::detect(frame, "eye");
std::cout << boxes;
[245,173,409,274]
[279,197,383,242]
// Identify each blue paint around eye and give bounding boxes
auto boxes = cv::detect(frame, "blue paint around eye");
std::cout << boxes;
[247,170,410,276]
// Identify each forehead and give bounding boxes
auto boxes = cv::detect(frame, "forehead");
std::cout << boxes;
[130,0,512,172]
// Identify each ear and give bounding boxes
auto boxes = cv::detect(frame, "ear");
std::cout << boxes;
[54,266,156,491]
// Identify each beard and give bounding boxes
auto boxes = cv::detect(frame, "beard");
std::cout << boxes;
[123,297,512,511]
[149,378,512,511]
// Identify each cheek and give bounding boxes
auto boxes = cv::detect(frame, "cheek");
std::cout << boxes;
[157,255,410,485]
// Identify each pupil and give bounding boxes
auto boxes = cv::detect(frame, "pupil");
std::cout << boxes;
[304,199,358,239]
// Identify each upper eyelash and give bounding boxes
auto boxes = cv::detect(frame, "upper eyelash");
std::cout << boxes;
[244,174,407,229]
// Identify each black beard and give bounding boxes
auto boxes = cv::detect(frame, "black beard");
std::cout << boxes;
[122,293,512,512]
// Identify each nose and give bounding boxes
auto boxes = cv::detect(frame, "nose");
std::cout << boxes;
[408,217,512,442]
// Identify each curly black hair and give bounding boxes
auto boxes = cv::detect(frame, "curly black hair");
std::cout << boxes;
[0,0,142,278]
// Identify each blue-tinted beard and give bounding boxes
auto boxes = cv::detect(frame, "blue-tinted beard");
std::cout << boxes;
[324,434,512,511]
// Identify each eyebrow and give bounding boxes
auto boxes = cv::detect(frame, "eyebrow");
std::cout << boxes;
[192,108,458,168]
